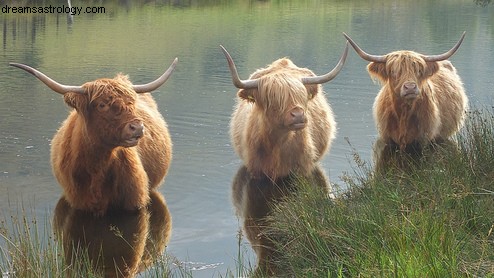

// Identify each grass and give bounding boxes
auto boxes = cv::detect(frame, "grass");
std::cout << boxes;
[1,108,494,277]
[264,108,494,277]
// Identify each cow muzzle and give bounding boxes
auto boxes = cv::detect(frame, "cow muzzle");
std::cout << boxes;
[122,120,144,147]
[400,82,419,100]
[285,107,307,130]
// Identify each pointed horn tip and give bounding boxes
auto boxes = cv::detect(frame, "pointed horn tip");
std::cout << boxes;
[219,45,230,57]
[460,31,466,40]
[9,62,28,70]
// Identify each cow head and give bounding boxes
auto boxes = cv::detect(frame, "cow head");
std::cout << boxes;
[10,58,177,147]
[343,32,465,101]
[221,43,348,130]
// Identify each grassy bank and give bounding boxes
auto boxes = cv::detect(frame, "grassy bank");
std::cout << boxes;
[265,109,494,277]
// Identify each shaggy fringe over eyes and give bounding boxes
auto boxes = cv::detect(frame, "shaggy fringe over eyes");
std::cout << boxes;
[83,74,136,104]
[386,52,428,83]
[255,73,309,112]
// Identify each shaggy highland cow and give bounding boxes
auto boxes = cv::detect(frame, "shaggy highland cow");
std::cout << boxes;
[221,44,348,179]
[10,59,177,215]
[343,32,468,150]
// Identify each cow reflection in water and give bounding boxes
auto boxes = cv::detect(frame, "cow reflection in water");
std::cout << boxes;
[232,165,332,276]
[53,191,171,278]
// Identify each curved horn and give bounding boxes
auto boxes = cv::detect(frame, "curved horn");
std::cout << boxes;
[423,31,466,62]
[9,63,85,94]
[342,32,387,63]
[133,57,178,93]
[220,45,259,90]
[302,41,349,85]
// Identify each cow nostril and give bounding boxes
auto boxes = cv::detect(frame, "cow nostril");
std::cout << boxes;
[290,109,304,118]
[404,83,417,90]
[128,122,144,134]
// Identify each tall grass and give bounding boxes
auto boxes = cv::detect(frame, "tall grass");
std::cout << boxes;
[266,109,494,277]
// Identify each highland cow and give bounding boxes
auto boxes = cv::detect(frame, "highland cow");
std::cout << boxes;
[10,59,177,215]
[343,32,468,150]
[221,44,348,179]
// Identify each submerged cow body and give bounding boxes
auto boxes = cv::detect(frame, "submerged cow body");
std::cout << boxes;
[221,44,348,180]
[11,59,177,215]
[344,32,468,150]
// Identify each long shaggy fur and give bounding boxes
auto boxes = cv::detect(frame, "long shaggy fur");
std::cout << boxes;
[369,51,468,149]
[51,74,172,215]
[230,58,336,179]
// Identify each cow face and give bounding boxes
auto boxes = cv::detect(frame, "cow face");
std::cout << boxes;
[367,51,440,101]
[65,75,144,147]
[238,58,319,131]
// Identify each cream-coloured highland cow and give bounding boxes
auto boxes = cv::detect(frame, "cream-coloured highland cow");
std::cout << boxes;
[343,32,468,150]
[221,44,348,179]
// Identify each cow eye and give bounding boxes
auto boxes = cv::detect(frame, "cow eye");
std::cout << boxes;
[97,102,109,112]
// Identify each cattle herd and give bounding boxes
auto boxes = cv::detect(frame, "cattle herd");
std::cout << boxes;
[10,32,468,276]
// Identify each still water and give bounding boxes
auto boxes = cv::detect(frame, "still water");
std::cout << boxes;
[0,0,492,276]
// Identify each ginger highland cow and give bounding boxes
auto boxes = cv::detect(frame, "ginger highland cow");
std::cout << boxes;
[10,59,177,215]
[343,32,468,150]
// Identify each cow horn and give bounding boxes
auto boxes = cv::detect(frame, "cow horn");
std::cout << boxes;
[423,31,466,62]
[342,32,387,63]
[133,57,178,93]
[302,41,349,85]
[220,45,259,90]
[9,63,85,94]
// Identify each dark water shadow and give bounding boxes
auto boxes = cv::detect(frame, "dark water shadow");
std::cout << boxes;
[372,137,459,175]
[53,190,171,277]
[231,165,331,276]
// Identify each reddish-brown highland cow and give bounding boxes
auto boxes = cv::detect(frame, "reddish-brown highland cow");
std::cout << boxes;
[343,32,469,150]
[221,43,348,180]
[10,59,177,215]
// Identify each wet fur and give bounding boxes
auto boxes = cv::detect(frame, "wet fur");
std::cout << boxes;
[230,58,336,179]
[51,74,172,215]
[369,51,468,149]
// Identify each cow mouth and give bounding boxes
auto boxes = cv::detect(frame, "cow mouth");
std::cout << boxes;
[289,122,307,130]
[401,90,419,99]
[122,135,142,147]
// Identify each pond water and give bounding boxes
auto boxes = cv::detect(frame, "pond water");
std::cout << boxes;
[0,0,492,276]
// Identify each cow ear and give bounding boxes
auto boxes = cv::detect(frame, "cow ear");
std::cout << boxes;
[64,92,88,113]
[425,61,440,77]
[306,84,319,99]
[238,89,255,103]
[367,62,387,80]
